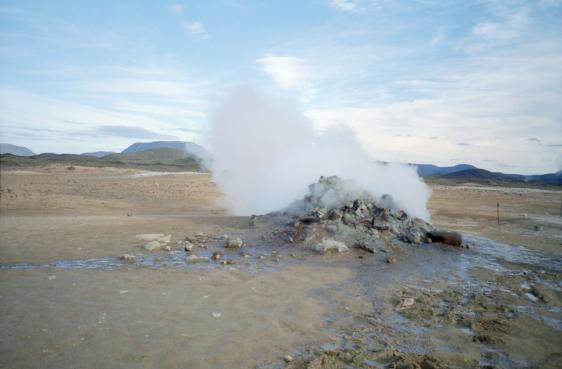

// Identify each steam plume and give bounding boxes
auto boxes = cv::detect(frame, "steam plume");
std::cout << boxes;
[208,86,431,220]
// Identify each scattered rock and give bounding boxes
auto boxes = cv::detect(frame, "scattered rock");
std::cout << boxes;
[143,240,162,252]
[220,259,236,265]
[534,225,544,231]
[211,251,223,261]
[402,297,415,307]
[315,239,349,254]
[47,275,56,280]
[163,245,172,252]
[184,241,195,252]
[136,234,171,243]
[120,254,136,263]
[186,255,210,264]
[284,354,293,363]
[386,256,396,264]
[211,312,221,318]
[225,237,244,249]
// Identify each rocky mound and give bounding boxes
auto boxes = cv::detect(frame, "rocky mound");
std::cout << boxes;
[272,176,459,253]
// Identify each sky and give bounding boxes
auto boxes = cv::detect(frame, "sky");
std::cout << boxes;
[0,0,561,174]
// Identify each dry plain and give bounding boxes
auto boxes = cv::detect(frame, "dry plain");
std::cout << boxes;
[1,166,561,369]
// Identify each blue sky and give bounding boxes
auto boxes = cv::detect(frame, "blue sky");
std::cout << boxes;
[1,0,561,174]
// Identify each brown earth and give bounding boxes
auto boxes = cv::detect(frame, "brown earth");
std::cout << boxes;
[1,165,560,369]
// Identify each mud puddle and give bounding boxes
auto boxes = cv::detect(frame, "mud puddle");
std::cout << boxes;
[1,234,560,368]
[259,236,562,369]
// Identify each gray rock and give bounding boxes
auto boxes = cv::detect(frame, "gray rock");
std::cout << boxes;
[186,255,210,263]
[315,239,349,254]
[143,240,162,252]
[184,241,195,252]
[225,237,244,249]
[136,234,171,243]
[120,254,137,263]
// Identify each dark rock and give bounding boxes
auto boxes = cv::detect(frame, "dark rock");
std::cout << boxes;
[427,230,462,247]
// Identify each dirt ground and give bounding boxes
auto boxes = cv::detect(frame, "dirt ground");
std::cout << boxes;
[428,183,562,253]
[1,166,561,369]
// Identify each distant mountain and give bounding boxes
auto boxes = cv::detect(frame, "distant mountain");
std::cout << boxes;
[122,141,211,163]
[81,151,115,158]
[104,148,199,166]
[437,168,562,185]
[1,148,203,171]
[414,163,477,177]
[0,143,35,156]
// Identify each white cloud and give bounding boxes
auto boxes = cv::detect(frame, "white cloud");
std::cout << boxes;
[184,21,209,39]
[256,55,308,90]
[470,8,531,44]
[170,4,185,14]
[329,0,361,12]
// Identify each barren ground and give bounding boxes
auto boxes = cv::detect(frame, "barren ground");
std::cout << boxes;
[1,166,560,369]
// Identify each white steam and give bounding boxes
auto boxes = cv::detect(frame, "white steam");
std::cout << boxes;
[208,86,431,220]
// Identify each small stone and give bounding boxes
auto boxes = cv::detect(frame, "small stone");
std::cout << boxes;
[186,255,210,264]
[386,256,396,264]
[120,254,136,263]
[211,312,221,318]
[143,240,162,252]
[525,292,539,302]
[225,237,244,249]
[534,225,543,231]
[47,275,56,280]
[158,234,172,243]
[211,251,223,261]
[220,259,236,265]
[315,239,349,254]
[402,297,415,307]
[163,245,172,252]
[284,354,294,363]
[240,251,250,258]
[258,255,266,260]
[184,241,195,252]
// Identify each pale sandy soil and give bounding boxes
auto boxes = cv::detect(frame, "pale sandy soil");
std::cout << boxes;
[0,166,560,369]
[429,184,562,253]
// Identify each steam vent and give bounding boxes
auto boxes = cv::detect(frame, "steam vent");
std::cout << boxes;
[270,176,462,253]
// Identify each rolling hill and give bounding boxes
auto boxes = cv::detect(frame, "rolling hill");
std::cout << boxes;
[0,143,35,156]
[81,151,115,158]
[121,141,211,163]
[0,148,204,172]
[415,164,477,177]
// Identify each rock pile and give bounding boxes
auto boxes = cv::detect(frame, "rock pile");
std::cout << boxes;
[278,176,460,253]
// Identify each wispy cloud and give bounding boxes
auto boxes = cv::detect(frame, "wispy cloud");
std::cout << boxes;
[170,3,185,14]
[256,55,308,90]
[184,21,209,39]
[92,125,177,140]
[329,0,361,13]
